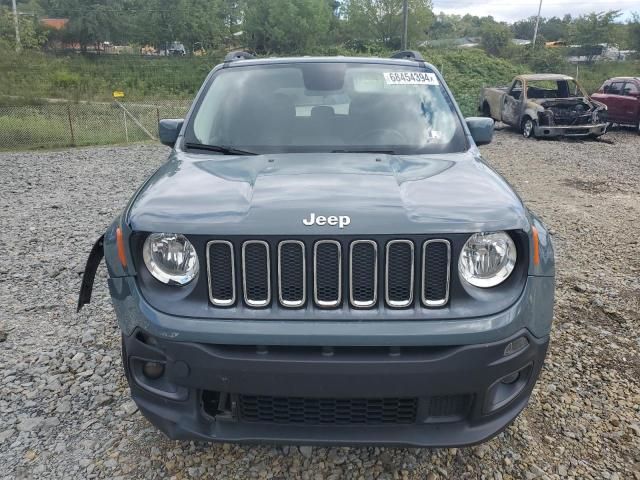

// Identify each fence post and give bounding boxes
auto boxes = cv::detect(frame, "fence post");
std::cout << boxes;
[156,108,160,137]
[114,100,156,140]
[67,105,75,146]
[123,110,129,143]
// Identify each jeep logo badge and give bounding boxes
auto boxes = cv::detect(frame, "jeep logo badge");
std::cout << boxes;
[302,213,351,229]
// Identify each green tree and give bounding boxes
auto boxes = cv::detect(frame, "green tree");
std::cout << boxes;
[629,13,640,51]
[572,10,621,47]
[512,16,572,42]
[218,0,245,43]
[344,0,433,48]
[244,0,332,54]
[480,21,512,57]
[427,12,462,40]
[40,0,129,50]
[0,5,47,49]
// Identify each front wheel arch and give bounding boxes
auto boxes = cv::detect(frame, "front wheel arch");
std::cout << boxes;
[481,101,492,117]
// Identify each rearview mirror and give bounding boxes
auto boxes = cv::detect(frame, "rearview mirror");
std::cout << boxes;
[158,119,184,147]
[465,117,494,146]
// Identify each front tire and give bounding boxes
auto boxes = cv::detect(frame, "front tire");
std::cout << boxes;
[522,117,535,138]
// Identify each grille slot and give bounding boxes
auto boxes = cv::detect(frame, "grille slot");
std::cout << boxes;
[278,241,306,308]
[239,395,417,425]
[314,240,342,308]
[206,241,235,306]
[242,241,271,307]
[422,240,451,307]
[349,240,378,308]
[385,240,414,307]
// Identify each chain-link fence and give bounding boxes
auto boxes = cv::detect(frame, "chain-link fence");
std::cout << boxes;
[0,100,191,150]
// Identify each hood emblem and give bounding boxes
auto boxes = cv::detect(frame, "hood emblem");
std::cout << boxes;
[303,213,351,229]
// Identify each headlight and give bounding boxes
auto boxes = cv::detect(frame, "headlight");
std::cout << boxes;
[143,233,199,285]
[458,232,516,288]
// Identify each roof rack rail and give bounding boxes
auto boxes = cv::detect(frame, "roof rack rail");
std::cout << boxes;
[390,50,424,61]
[224,51,255,62]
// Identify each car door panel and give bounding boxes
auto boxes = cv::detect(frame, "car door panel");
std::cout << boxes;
[622,82,640,124]
[502,80,523,127]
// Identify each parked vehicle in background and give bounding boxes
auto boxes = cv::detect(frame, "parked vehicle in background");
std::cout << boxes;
[193,42,207,57]
[141,45,158,56]
[480,74,608,139]
[592,77,640,134]
[160,41,186,56]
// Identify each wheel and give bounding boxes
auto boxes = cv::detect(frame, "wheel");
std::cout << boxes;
[637,120,640,135]
[522,117,535,138]
[481,102,492,118]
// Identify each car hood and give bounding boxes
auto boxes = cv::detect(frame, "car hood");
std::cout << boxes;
[127,151,529,235]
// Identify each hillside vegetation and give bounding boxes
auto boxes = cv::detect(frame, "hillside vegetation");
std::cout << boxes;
[3,48,637,117]
[1,48,526,116]
[1,48,638,120]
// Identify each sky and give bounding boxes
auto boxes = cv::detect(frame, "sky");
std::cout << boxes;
[432,0,638,23]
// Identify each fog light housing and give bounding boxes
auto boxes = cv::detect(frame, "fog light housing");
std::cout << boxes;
[483,363,533,414]
[501,372,520,384]
[143,361,165,379]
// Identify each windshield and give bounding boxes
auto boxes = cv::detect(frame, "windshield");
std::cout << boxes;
[526,79,588,99]
[185,62,467,154]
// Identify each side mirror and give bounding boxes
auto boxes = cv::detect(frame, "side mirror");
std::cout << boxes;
[465,117,494,146]
[158,118,184,147]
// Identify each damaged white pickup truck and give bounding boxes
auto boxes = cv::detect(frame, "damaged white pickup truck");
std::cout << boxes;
[480,74,608,139]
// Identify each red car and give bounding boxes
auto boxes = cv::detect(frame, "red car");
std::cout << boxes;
[592,77,640,133]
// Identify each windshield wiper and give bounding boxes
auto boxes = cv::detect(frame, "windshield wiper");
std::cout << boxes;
[331,149,397,154]
[184,142,257,156]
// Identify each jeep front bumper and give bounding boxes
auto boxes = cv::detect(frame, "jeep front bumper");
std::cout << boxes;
[122,327,548,447]
[110,275,553,447]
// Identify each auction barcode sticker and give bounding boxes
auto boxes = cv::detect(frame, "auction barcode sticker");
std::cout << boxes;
[383,72,439,86]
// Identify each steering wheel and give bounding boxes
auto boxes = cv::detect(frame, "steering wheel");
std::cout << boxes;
[354,128,407,145]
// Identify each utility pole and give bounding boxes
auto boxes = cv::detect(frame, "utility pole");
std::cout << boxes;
[11,0,21,52]
[402,0,409,50]
[531,0,543,49]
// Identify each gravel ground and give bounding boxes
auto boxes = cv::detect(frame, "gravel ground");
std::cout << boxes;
[1,128,639,479]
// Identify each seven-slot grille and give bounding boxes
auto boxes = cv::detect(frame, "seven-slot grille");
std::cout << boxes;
[206,239,451,309]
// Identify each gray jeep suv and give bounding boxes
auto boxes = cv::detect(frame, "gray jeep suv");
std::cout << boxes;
[78,51,555,447]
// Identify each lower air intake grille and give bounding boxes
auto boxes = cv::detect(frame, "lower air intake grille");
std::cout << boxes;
[425,394,472,420]
[239,395,418,425]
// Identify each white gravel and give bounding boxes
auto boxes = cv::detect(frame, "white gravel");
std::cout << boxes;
[0,129,639,479]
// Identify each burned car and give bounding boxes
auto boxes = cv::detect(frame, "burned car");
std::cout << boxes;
[78,51,555,447]
[480,74,608,138]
